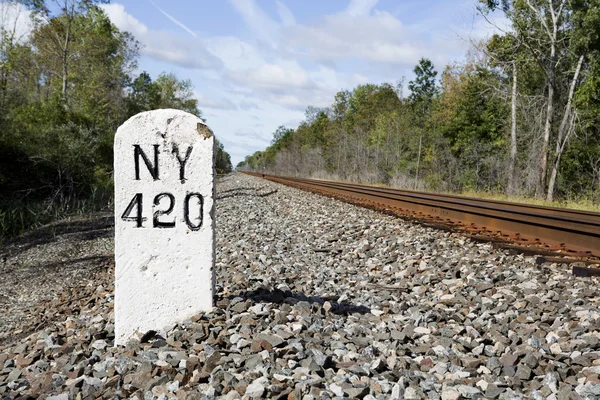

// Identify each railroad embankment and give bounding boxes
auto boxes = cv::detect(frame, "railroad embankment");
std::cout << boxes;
[1,172,600,399]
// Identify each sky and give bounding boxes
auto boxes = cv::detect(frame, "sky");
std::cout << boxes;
[6,0,506,165]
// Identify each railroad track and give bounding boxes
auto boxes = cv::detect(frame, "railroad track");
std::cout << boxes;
[242,171,600,275]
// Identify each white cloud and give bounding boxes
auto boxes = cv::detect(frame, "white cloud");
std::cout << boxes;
[0,2,33,43]
[350,73,370,86]
[195,91,261,111]
[101,4,222,70]
[281,117,304,129]
[220,130,273,160]
[205,36,264,70]
[238,99,262,111]
[284,10,423,67]
[228,0,278,48]
[275,1,296,26]
[194,92,237,110]
[226,59,341,112]
[346,0,379,17]
[225,2,365,110]
[101,3,148,35]
[230,61,311,92]
[233,130,271,142]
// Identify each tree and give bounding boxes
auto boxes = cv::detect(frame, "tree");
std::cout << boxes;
[126,72,161,116]
[0,1,231,238]
[408,58,438,188]
[271,125,293,150]
[483,32,523,195]
[125,71,205,123]
[154,72,203,120]
[24,0,110,102]
[1,3,36,119]
[545,0,600,200]
[483,0,585,198]
[435,62,508,190]
[408,58,438,117]
[215,139,232,173]
[67,6,138,131]
[240,4,600,203]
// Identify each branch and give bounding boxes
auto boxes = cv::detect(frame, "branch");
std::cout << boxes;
[556,0,567,25]
[525,0,553,40]
[512,18,553,80]
[555,53,584,151]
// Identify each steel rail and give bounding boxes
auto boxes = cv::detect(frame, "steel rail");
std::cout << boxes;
[290,178,600,222]
[242,172,600,257]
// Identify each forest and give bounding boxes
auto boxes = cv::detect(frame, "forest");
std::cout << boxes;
[0,0,232,237]
[238,0,600,207]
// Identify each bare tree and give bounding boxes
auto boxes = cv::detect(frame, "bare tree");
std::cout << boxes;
[472,8,521,195]
[519,0,567,196]
[485,0,589,199]
[507,60,518,194]
[546,55,585,201]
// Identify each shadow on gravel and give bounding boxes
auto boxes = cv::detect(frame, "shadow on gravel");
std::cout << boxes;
[0,213,113,259]
[217,189,278,200]
[230,288,371,315]
[219,186,265,194]
[2,254,112,275]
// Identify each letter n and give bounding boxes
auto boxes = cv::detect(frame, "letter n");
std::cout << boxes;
[134,144,159,180]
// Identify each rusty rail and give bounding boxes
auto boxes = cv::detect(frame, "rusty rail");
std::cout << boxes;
[241,171,600,259]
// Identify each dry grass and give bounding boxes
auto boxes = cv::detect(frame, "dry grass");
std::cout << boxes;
[458,190,600,212]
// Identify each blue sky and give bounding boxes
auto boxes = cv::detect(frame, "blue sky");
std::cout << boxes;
[6,0,506,165]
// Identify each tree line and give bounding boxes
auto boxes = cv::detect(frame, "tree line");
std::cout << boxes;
[0,0,232,237]
[238,0,600,205]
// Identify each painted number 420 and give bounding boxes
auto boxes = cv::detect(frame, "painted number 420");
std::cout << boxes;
[121,192,204,230]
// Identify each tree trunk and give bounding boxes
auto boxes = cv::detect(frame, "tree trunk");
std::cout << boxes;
[538,40,556,197]
[61,27,70,101]
[546,54,585,202]
[60,0,75,102]
[0,68,7,112]
[508,61,518,195]
[414,134,422,190]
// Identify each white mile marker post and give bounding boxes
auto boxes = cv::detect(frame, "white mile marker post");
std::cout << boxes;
[114,109,215,346]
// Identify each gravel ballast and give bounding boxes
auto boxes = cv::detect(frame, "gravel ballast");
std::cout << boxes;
[1,172,600,399]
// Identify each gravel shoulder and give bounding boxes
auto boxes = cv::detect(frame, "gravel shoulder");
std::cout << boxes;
[0,213,113,344]
[1,172,600,399]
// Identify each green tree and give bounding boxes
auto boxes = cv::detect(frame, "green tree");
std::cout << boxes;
[481,0,597,199]
[215,139,232,173]
[0,1,235,238]
[154,72,203,120]
[24,0,110,102]
[271,125,294,149]
[408,58,438,188]
[126,72,161,116]
[408,58,438,117]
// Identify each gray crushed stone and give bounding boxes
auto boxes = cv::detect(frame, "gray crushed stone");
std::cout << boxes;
[0,172,599,399]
